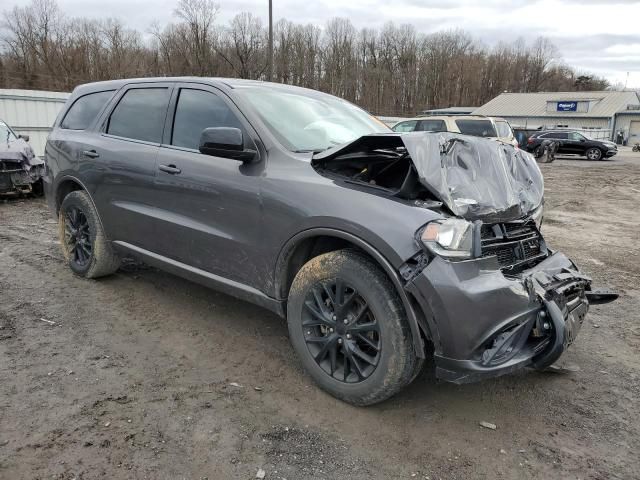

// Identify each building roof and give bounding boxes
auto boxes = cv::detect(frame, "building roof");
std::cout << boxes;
[473,91,640,118]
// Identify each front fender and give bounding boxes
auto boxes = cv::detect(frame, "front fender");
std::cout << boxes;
[275,227,428,358]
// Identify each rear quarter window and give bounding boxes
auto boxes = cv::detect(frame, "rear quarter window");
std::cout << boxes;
[60,90,115,130]
[455,119,497,137]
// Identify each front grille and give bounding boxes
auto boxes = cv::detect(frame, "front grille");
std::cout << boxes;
[481,220,547,271]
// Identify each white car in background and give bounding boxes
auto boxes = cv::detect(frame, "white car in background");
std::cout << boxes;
[392,115,519,147]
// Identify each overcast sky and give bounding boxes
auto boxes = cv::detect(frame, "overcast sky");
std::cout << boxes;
[8,0,640,88]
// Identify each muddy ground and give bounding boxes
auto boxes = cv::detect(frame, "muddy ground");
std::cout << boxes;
[1,150,639,480]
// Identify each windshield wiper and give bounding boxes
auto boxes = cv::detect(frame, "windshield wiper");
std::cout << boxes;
[294,141,343,154]
[294,148,327,154]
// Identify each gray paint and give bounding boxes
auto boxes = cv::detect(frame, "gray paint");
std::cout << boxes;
[43,77,600,383]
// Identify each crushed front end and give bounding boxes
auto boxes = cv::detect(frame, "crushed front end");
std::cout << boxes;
[405,219,615,383]
[312,132,616,381]
[0,145,43,195]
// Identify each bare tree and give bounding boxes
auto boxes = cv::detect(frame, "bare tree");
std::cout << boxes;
[0,0,609,115]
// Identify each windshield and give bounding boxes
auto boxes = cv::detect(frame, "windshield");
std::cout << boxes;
[235,86,390,152]
[0,121,18,143]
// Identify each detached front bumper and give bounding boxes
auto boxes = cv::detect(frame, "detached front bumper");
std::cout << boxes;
[405,252,596,384]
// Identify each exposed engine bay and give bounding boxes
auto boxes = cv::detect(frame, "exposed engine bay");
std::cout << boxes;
[0,121,43,195]
[312,132,547,273]
[312,132,544,223]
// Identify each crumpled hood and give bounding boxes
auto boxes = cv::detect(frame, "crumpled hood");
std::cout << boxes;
[0,137,41,166]
[401,132,544,222]
[314,132,544,222]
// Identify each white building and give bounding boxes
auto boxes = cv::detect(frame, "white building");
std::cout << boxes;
[0,89,70,156]
[473,90,640,144]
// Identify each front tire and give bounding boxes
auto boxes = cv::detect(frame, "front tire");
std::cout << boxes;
[287,250,418,406]
[585,147,603,161]
[58,190,120,278]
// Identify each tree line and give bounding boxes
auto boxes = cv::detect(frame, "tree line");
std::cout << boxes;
[0,0,609,116]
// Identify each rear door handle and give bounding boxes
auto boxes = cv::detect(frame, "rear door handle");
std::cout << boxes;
[158,164,181,175]
[82,150,100,158]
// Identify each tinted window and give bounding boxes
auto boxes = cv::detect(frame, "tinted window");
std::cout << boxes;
[546,132,568,140]
[417,120,446,132]
[455,119,497,137]
[494,121,512,138]
[392,121,417,132]
[107,88,170,143]
[61,90,114,130]
[171,89,243,150]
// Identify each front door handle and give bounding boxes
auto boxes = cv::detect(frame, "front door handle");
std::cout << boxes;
[82,150,100,158]
[158,164,182,175]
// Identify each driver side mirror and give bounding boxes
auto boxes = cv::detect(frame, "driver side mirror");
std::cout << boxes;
[198,127,257,163]
[19,134,29,142]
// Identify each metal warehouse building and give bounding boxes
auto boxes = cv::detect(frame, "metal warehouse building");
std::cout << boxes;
[473,90,640,144]
[0,89,70,156]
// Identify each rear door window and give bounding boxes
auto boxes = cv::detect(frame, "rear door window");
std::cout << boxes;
[455,119,497,137]
[392,121,417,132]
[107,88,171,143]
[417,119,446,132]
[61,90,115,130]
[171,88,244,150]
[547,132,568,140]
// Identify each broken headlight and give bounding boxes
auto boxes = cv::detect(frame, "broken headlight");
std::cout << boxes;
[420,218,474,259]
[530,204,544,230]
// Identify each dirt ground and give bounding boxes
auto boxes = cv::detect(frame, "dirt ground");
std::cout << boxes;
[1,149,639,480]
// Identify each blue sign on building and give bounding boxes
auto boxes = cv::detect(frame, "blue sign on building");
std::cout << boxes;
[557,101,578,112]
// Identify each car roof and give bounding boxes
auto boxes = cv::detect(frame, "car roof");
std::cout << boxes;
[534,130,579,135]
[398,115,493,122]
[71,77,332,98]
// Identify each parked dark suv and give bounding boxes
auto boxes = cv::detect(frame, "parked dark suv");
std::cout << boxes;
[43,78,615,405]
[526,130,617,160]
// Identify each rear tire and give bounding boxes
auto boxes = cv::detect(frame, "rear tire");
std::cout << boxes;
[58,190,120,278]
[287,249,418,406]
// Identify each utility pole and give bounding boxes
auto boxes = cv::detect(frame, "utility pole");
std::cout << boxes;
[268,0,273,82]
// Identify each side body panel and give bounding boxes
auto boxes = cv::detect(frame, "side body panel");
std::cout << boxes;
[84,83,174,251]
[150,83,265,288]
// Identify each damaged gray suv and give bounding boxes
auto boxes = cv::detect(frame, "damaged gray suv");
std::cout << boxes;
[44,78,616,405]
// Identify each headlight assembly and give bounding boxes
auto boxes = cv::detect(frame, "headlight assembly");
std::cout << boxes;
[419,218,474,259]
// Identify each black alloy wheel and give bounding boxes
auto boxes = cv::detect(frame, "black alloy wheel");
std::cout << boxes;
[302,279,381,383]
[63,206,93,267]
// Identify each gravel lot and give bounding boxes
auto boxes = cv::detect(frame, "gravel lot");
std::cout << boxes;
[1,150,639,480]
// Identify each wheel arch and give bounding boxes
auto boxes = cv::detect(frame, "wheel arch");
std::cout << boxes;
[54,175,109,238]
[55,177,85,212]
[275,228,429,358]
